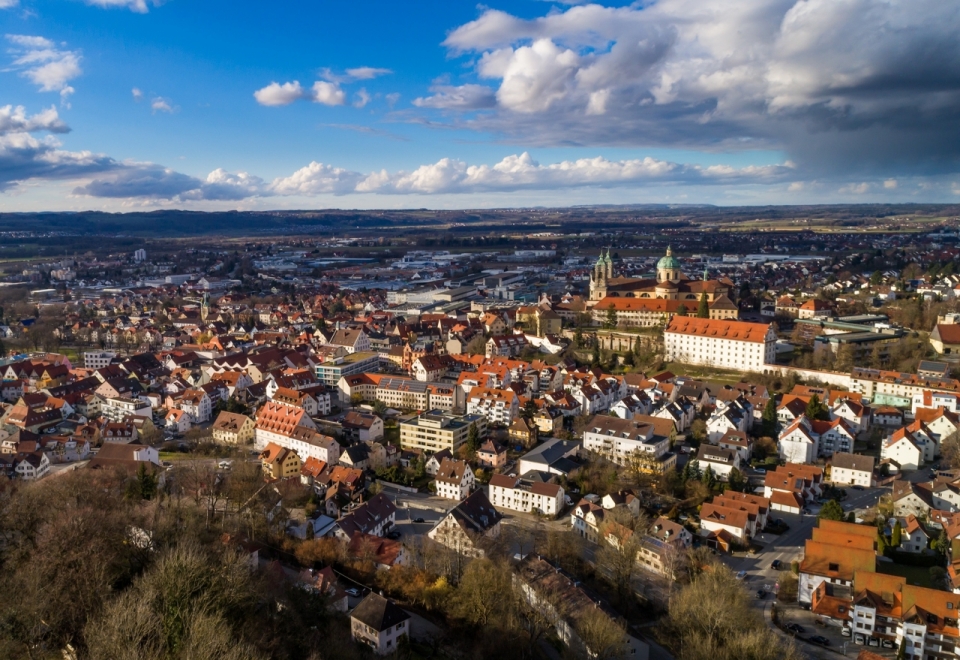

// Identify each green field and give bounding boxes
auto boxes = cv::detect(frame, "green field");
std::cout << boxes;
[877,562,933,588]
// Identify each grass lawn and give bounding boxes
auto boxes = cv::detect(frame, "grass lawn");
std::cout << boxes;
[158,452,197,461]
[664,362,750,384]
[877,562,933,588]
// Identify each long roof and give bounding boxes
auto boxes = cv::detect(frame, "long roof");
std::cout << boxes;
[665,316,772,343]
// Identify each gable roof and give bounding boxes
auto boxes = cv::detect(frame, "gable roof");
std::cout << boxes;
[350,593,410,631]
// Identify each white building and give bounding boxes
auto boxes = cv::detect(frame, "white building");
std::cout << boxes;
[829,452,875,487]
[488,474,564,517]
[881,427,924,471]
[778,416,819,464]
[434,457,475,501]
[663,317,776,372]
[582,416,670,467]
[83,351,117,370]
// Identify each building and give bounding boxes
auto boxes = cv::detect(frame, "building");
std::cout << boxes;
[487,474,564,517]
[588,246,730,305]
[316,351,381,390]
[881,427,925,471]
[211,411,256,445]
[328,328,371,354]
[581,415,674,473]
[83,351,117,369]
[695,444,741,481]
[476,439,507,470]
[100,396,152,422]
[466,387,520,425]
[399,410,486,454]
[260,442,303,479]
[931,323,960,356]
[763,463,824,514]
[342,411,384,442]
[830,452,875,488]
[798,520,877,604]
[664,316,776,372]
[518,438,582,477]
[350,593,410,656]
[434,457,475,501]
[427,489,502,558]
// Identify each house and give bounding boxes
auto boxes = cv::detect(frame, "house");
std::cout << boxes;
[342,411,384,442]
[798,521,877,604]
[211,411,256,445]
[177,388,212,424]
[517,438,582,477]
[931,323,960,356]
[695,444,741,481]
[329,328,370,354]
[507,416,539,447]
[601,490,641,516]
[873,405,904,428]
[476,439,507,470]
[716,430,751,464]
[778,416,819,464]
[427,489,502,558]
[299,566,348,613]
[571,498,605,543]
[87,442,161,475]
[893,515,930,553]
[260,442,302,479]
[434,457,475,501]
[347,532,406,569]
[350,593,410,656]
[466,387,520,426]
[763,463,824,513]
[164,408,191,435]
[424,448,453,476]
[11,451,51,480]
[515,556,649,660]
[487,473,564,517]
[638,517,693,578]
[334,492,397,541]
[881,427,925,471]
[699,503,751,545]
[830,452,875,488]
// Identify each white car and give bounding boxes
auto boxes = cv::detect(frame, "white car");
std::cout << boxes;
[736,571,747,580]
[218,460,233,470]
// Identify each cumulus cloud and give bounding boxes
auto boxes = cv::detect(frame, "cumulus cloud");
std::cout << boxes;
[132,87,143,101]
[6,35,82,104]
[0,105,69,134]
[151,96,175,113]
[0,109,117,192]
[253,80,345,107]
[0,0,18,8]
[353,88,371,109]
[345,66,391,80]
[429,1,960,177]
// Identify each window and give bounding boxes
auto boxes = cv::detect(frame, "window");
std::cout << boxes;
[828,562,839,572]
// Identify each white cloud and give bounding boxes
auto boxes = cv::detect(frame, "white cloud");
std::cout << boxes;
[345,66,391,80]
[6,35,82,103]
[269,161,364,196]
[254,81,307,106]
[353,88,371,109]
[839,182,871,194]
[83,0,151,12]
[254,80,345,107]
[413,84,496,109]
[385,92,400,108]
[311,81,345,106]
[430,2,960,177]
[0,105,69,134]
[151,97,175,113]
[0,0,18,8]
[884,179,898,189]
[132,87,143,101]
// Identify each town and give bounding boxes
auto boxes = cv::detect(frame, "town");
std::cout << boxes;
[2,216,960,660]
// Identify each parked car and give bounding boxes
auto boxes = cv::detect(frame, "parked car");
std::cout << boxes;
[756,589,766,599]
[852,485,865,491]
[868,637,880,647]
[841,627,851,637]
[754,467,767,474]
[736,571,747,581]
[412,517,425,523]
[386,531,401,540]
[786,624,805,634]
[854,633,866,645]
[770,559,782,570]
[345,588,361,597]
[218,460,233,470]
[881,639,895,649]
[809,635,830,646]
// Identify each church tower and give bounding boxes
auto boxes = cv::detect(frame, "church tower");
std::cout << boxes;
[656,246,682,284]
[590,249,609,301]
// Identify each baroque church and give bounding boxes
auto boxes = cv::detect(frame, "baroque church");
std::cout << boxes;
[589,246,732,304]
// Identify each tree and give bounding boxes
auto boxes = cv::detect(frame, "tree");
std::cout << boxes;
[689,419,707,446]
[591,341,601,367]
[701,465,717,491]
[604,304,618,330]
[727,468,746,493]
[451,558,512,627]
[761,398,778,437]
[131,463,158,501]
[466,422,480,455]
[870,270,883,285]
[597,515,646,605]
[371,400,387,418]
[818,499,844,521]
[891,519,902,548]
[805,393,829,421]
[677,304,689,317]
[521,399,538,420]
[576,607,628,660]
[697,292,710,318]
[877,530,888,556]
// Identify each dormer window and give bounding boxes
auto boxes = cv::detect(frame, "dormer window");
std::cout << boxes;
[828,563,839,572]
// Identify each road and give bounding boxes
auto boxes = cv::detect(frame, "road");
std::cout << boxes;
[721,484,889,659]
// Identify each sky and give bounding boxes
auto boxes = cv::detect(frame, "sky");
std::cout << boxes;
[2,0,960,212]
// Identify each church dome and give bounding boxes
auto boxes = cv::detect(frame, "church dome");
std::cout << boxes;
[657,246,681,271]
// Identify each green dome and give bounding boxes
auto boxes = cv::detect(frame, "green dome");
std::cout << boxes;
[657,247,680,271]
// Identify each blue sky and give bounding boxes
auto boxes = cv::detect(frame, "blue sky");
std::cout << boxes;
[2,0,960,211]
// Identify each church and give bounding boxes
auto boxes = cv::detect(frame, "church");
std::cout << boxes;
[588,247,739,325]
